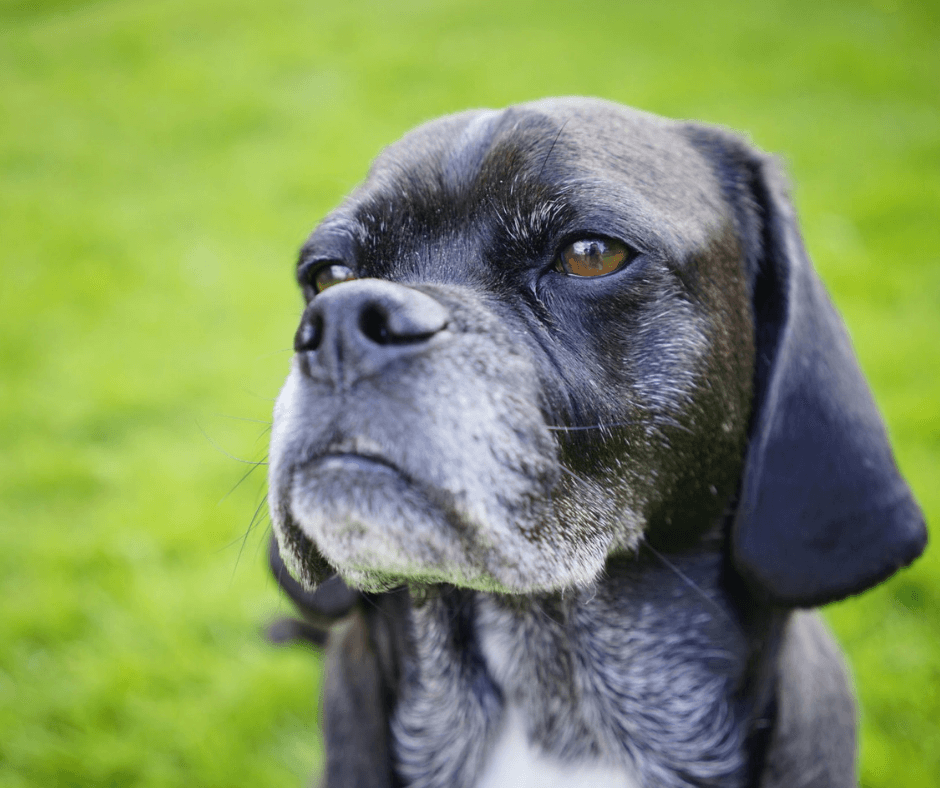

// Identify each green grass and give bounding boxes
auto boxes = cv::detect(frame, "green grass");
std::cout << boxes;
[1,0,937,785]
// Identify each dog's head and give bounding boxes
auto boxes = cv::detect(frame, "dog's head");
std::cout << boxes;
[268,98,925,606]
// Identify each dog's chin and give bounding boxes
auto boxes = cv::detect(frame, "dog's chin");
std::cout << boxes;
[276,454,613,595]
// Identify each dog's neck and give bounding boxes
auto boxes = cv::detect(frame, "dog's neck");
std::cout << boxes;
[391,550,773,788]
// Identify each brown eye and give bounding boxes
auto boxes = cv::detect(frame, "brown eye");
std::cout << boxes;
[554,237,632,277]
[311,262,356,293]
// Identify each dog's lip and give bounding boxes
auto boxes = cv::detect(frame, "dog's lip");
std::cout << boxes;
[301,452,404,476]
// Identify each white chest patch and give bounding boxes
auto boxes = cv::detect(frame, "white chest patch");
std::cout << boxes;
[472,704,641,788]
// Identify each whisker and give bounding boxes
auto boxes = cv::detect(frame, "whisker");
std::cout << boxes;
[558,464,592,486]
[547,421,635,433]
[230,492,270,584]
[641,540,739,630]
[538,119,570,181]
[209,413,272,425]
[360,592,384,615]
[255,522,273,563]
[255,424,272,442]
[196,419,267,464]
[654,416,693,435]
[255,347,294,360]
[216,495,267,555]
[219,454,269,504]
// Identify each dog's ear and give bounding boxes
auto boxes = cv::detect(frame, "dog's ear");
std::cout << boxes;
[738,146,926,606]
[691,127,927,606]
[268,536,359,630]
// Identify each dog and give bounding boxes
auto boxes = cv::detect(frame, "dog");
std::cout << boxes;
[266,97,927,788]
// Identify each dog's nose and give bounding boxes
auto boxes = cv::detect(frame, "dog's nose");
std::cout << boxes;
[294,279,449,386]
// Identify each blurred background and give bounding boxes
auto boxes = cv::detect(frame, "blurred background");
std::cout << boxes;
[1,0,937,785]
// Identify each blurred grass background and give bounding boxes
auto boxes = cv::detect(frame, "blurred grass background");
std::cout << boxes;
[1,0,937,785]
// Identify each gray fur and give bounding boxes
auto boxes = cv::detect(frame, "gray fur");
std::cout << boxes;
[432,556,749,788]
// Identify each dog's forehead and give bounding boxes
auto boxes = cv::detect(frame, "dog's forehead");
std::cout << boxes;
[305,98,730,266]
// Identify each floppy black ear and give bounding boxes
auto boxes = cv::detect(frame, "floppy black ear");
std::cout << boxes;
[727,147,926,606]
[267,535,359,644]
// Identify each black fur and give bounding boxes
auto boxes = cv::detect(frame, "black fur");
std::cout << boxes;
[266,98,926,787]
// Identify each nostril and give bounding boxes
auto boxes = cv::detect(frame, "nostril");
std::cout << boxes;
[359,305,391,345]
[295,313,324,352]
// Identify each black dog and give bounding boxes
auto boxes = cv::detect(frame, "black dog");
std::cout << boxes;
[266,98,926,788]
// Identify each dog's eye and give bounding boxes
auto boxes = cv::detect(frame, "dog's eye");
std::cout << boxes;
[554,237,632,278]
[309,262,356,293]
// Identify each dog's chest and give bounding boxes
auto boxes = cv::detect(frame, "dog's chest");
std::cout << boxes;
[473,703,640,788]
[392,580,749,788]
[472,608,641,788]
